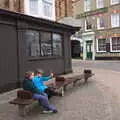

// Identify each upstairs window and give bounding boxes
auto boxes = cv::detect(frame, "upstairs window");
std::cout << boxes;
[85,19,92,31]
[111,13,120,28]
[84,0,91,12]
[111,0,120,5]
[97,16,105,29]
[29,0,39,16]
[43,0,52,17]
[96,0,104,8]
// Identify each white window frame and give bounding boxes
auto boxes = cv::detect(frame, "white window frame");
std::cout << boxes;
[85,19,92,31]
[111,0,120,5]
[84,0,91,12]
[110,37,120,52]
[43,0,53,18]
[96,38,106,52]
[96,0,104,9]
[111,13,120,28]
[29,0,39,17]
[24,0,55,21]
[97,17,105,30]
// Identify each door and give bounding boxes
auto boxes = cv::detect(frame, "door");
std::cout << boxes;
[86,41,93,59]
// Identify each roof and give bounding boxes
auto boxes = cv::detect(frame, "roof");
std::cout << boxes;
[0,9,80,33]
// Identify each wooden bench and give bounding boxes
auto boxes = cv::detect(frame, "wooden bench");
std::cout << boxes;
[9,90,37,117]
[49,69,95,96]
[9,69,95,117]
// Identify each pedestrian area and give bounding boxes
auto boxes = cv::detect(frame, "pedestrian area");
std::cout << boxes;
[1,68,120,120]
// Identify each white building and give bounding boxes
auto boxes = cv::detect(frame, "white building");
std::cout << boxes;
[24,0,55,21]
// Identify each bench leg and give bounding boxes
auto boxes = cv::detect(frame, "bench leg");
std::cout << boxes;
[61,87,64,97]
[73,81,77,86]
[63,85,67,91]
[18,105,26,117]
[84,76,88,83]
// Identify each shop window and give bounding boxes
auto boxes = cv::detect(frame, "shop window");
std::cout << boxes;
[25,30,63,58]
[53,33,62,56]
[25,30,40,57]
[41,32,52,56]
[97,38,106,52]
[111,37,120,52]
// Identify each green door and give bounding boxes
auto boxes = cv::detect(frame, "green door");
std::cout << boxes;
[86,41,93,59]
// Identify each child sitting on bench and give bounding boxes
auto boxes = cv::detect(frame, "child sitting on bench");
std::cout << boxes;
[33,69,63,98]
[23,71,58,113]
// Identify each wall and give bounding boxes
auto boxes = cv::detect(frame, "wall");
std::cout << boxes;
[0,15,18,92]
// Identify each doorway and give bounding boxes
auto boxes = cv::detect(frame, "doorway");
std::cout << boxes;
[86,40,93,59]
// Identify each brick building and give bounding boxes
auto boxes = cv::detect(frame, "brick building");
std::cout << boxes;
[74,0,120,60]
[55,0,73,20]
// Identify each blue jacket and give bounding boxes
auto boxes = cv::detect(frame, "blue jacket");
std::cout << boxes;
[32,76,52,92]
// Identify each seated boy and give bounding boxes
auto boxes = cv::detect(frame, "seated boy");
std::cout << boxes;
[33,69,63,98]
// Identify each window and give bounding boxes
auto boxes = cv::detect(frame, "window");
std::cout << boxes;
[111,13,120,28]
[96,0,104,8]
[84,0,91,12]
[97,16,105,29]
[28,0,54,20]
[85,19,92,31]
[53,33,62,56]
[41,32,52,56]
[97,39,106,52]
[43,0,52,17]
[25,30,40,57]
[111,37,120,52]
[29,0,39,16]
[111,0,120,5]
[25,30,63,58]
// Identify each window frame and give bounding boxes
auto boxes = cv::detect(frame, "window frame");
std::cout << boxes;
[24,30,63,59]
[29,0,39,17]
[42,0,53,18]
[85,19,92,31]
[52,33,63,56]
[96,0,104,9]
[111,13,120,28]
[96,38,106,52]
[84,0,91,12]
[111,0,120,5]
[97,16,105,30]
[110,37,120,52]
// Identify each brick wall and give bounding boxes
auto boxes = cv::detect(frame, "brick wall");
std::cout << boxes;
[0,0,24,13]
[55,0,73,21]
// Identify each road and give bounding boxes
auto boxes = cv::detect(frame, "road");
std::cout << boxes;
[72,59,120,72]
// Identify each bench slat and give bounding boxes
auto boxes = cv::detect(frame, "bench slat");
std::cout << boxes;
[9,98,36,105]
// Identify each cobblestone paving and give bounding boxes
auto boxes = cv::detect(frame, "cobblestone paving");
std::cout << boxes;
[1,67,120,120]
